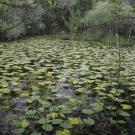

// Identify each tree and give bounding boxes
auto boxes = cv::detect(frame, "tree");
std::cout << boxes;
[0,0,46,39]
[83,0,135,37]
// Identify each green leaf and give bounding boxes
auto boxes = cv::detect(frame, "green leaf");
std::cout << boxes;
[83,118,95,125]
[14,128,25,135]
[19,120,30,128]
[56,129,71,135]
[82,109,94,115]
[47,0,53,6]
[121,104,132,110]
[0,88,10,94]
[118,111,130,117]
[31,95,40,100]
[75,88,85,94]
[91,103,103,112]
[68,117,81,125]
[60,122,73,129]
[38,107,44,113]
[51,119,63,125]
[116,120,127,124]
[42,124,53,131]
[38,100,51,107]
[26,110,36,115]
[38,118,51,124]
[96,73,103,79]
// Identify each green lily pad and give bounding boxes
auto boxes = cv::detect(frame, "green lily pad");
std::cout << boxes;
[38,118,51,124]
[42,124,53,131]
[19,120,30,128]
[83,118,95,125]
[60,122,73,129]
[56,129,71,135]
[51,119,63,125]
[82,109,94,115]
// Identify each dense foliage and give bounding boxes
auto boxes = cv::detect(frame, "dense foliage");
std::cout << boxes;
[0,0,135,40]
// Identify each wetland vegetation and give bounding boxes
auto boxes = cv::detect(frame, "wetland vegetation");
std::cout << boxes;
[0,0,135,135]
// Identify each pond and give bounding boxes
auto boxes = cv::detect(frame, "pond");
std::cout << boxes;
[0,37,135,135]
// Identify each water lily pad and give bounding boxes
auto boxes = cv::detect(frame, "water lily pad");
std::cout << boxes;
[19,120,30,128]
[56,129,71,135]
[82,109,94,115]
[42,124,53,131]
[83,118,95,125]
[60,122,73,129]
[26,110,36,115]
[51,119,63,125]
[68,117,81,125]
[38,118,51,124]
